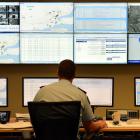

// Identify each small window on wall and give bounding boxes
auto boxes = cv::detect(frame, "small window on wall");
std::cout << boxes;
[0,78,8,107]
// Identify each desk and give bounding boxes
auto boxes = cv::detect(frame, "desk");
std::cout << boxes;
[1,120,140,140]
[0,121,33,140]
[103,121,140,132]
[80,121,140,140]
[102,121,140,140]
[79,121,140,132]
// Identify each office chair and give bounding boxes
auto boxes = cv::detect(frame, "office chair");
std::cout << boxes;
[28,101,81,140]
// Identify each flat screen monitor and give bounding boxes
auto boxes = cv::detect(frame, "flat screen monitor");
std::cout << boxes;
[20,2,73,33]
[134,77,140,106]
[20,33,73,64]
[74,3,127,33]
[128,34,140,63]
[0,78,8,106]
[0,2,19,32]
[74,34,127,64]
[73,77,114,106]
[22,77,58,106]
[0,33,19,63]
[128,3,140,33]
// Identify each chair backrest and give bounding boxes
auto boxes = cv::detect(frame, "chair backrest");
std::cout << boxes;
[28,101,81,140]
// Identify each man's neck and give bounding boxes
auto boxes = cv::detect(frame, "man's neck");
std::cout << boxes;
[59,78,73,83]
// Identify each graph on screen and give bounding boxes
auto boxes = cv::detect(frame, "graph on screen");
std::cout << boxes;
[73,78,114,106]
[23,78,57,106]
[0,78,7,106]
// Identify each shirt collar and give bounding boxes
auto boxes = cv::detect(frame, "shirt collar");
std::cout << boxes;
[59,79,72,85]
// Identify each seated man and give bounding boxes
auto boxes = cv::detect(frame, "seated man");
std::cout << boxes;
[34,59,107,140]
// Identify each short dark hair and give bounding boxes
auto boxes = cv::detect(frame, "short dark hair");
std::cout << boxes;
[58,59,76,80]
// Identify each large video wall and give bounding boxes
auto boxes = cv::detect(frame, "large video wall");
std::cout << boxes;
[0,2,140,64]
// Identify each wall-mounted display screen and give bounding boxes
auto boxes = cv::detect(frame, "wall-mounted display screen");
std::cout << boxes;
[128,34,140,63]
[74,3,127,33]
[0,33,19,63]
[128,3,140,33]
[73,77,114,106]
[134,77,140,106]
[1,2,140,64]
[74,34,127,64]
[0,78,8,106]
[0,2,19,32]
[20,2,73,33]
[20,33,73,63]
[23,77,57,106]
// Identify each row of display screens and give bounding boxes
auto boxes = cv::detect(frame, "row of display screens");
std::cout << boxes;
[0,2,140,64]
[0,77,140,107]
[0,2,139,33]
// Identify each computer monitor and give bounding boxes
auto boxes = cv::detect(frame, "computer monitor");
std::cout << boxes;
[128,34,140,63]
[74,3,127,33]
[0,78,8,106]
[0,2,19,32]
[20,33,73,64]
[22,77,58,106]
[20,2,73,33]
[73,77,114,106]
[128,3,140,33]
[74,34,127,64]
[134,77,140,106]
[0,33,19,63]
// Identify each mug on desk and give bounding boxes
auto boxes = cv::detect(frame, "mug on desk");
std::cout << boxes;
[112,111,120,125]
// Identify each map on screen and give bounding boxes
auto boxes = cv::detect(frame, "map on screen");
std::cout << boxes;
[0,33,19,63]
[20,2,73,33]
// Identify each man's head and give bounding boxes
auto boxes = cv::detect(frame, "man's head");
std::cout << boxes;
[58,59,76,81]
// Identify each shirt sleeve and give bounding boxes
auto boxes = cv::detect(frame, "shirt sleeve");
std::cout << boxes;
[81,94,95,122]
[33,88,43,101]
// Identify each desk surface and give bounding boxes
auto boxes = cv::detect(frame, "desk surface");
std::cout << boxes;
[80,120,140,132]
[0,121,32,133]
[1,120,140,133]
[102,121,140,132]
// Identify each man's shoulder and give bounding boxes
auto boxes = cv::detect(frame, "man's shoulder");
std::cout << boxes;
[40,81,59,90]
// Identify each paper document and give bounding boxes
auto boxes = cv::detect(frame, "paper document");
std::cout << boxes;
[16,113,30,118]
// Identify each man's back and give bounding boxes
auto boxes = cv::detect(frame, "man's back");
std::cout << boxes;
[34,79,94,123]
